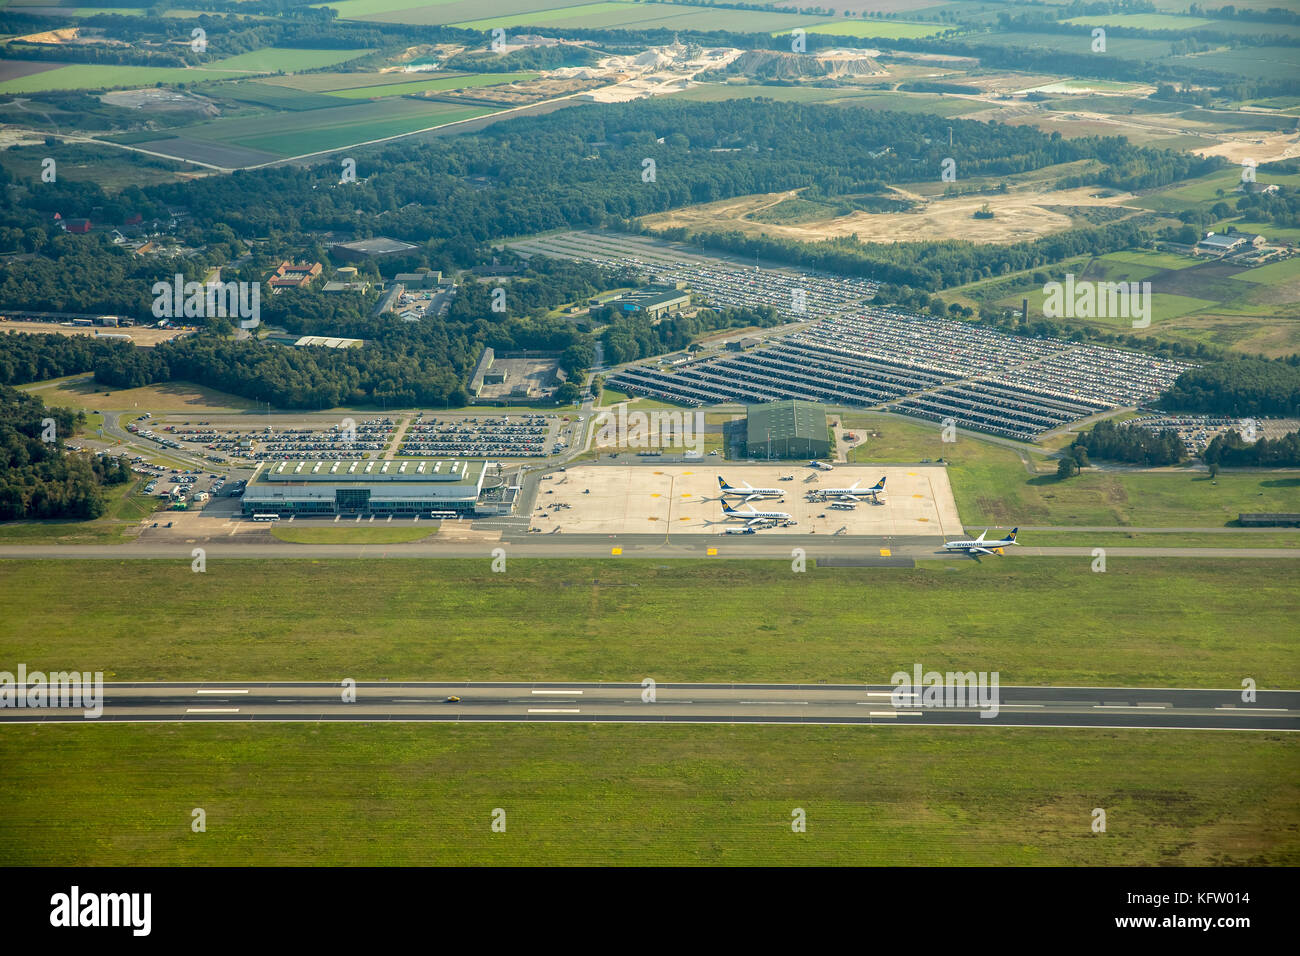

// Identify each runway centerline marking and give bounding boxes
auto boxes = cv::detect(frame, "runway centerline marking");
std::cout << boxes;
[1216,706,1289,711]
[186,708,240,713]
[1095,704,1167,709]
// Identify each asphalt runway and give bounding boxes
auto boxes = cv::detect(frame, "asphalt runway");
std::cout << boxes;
[2,539,1299,561]
[4,682,1295,731]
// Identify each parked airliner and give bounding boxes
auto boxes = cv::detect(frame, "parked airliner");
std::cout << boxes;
[816,476,886,502]
[722,503,795,528]
[717,476,783,500]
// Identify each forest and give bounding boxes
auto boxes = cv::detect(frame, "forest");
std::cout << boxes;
[1204,429,1300,468]
[0,384,130,521]
[1069,420,1185,467]
[1162,358,1300,417]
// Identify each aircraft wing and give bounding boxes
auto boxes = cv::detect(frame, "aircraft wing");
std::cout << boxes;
[970,547,999,555]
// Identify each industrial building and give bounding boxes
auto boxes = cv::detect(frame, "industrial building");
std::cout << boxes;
[745,400,830,460]
[240,458,513,516]
[615,285,690,319]
[330,237,419,262]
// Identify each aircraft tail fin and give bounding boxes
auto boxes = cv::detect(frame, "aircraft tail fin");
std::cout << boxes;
[1008,528,1018,542]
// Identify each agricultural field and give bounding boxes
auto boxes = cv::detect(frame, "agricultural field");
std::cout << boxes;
[327,71,536,99]
[1,558,1296,686]
[0,63,248,94]
[209,48,373,73]
[979,246,1300,356]
[204,82,354,111]
[451,2,834,32]
[2,724,1293,865]
[130,97,500,164]
[1060,14,1217,30]
[796,19,955,40]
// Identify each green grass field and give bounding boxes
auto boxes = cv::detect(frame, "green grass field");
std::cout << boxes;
[1,558,1296,686]
[796,20,952,40]
[844,413,1300,527]
[270,526,435,544]
[1,724,1293,865]
[19,375,260,413]
[210,48,372,73]
[0,64,247,94]
[452,1,831,32]
[1021,531,1300,548]
[176,98,498,156]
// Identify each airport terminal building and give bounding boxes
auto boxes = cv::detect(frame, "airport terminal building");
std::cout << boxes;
[241,459,508,517]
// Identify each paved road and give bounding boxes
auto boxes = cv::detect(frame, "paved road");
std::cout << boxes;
[5,681,1294,731]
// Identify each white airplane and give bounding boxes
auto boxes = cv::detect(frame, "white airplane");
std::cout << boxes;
[944,528,1019,556]
[808,460,834,471]
[817,477,886,502]
[717,475,783,501]
[722,503,794,528]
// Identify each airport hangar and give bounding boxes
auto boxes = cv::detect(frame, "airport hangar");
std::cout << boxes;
[240,459,516,517]
[745,400,832,460]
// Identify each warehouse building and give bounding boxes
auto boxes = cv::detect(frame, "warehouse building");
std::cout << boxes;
[331,237,418,262]
[745,400,830,459]
[615,285,690,319]
[241,458,509,517]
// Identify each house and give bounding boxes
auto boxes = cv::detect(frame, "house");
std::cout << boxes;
[62,218,91,234]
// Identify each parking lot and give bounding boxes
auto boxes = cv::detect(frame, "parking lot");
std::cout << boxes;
[610,307,1194,440]
[531,464,962,537]
[399,414,559,458]
[158,418,396,462]
[1128,414,1300,455]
